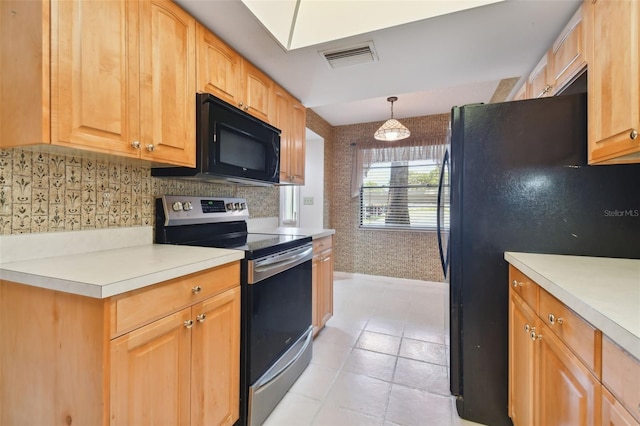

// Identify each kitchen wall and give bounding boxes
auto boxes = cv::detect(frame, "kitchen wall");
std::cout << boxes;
[1,110,449,283]
[327,114,450,282]
[0,148,278,235]
[306,110,335,231]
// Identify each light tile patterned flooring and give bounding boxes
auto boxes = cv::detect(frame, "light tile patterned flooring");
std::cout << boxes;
[263,272,485,426]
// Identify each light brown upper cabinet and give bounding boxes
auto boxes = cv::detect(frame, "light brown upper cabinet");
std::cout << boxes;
[196,25,272,123]
[513,84,528,101]
[196,24,243,108]
[138,0,196,166]
[550,6,587,94]
[528,53,554,98]
[271,84,306,184]
[1,0,196,167]
[517,5,586,100]
[584,0,640,164]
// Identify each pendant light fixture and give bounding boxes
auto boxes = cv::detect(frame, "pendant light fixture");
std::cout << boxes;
[374,96,410,141]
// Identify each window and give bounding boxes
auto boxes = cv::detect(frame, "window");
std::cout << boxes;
[359,157,449,231]
[280,185,299,226]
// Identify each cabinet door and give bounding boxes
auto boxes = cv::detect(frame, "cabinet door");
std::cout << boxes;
[139,0,196,166]
[111,308,192,425]
[551,7,586,93]
[537,321,600,426]
[603,387,640,426]
[289,100,307,185]
[241,60,272,123]
[52,0,139,157]
[312,254,321,336]
[0,0,50,148]
[196,24,242,107]
[191,287,241,426]
[586,0,640,164]
[509,291,537,426]
[271,86,293,183]
[528,52,553,98]
[319,249,334,327]
[513,84,527,101]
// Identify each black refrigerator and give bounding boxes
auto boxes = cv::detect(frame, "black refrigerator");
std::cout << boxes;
[441,91,640,426]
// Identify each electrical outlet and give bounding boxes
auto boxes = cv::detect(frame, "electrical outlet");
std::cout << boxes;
[303,197,314,205]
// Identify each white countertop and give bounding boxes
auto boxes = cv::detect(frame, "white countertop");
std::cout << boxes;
[505,252,640,360]
[0,227,244,299]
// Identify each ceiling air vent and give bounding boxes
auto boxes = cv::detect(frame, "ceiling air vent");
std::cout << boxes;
[319,42,378,69]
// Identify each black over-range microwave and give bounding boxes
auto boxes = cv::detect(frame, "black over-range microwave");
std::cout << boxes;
[152,93,281,186]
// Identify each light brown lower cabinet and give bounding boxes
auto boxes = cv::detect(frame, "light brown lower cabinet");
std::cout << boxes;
[508,265,640,426]
[312,235,333,336]
[0,261,240,426]
[536,319,600,426]
[111,286,240,425]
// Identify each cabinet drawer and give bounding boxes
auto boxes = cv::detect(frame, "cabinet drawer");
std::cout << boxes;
[602,337,640,423]
[539,288,599,374]
[313,236,333,254]
[111,262,240,337]
[509,266,539,310]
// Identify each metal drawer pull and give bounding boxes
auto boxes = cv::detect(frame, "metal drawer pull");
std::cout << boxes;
[631,129,638,140]
[548,313,563,325]
[524,324,531,333]
[512,280,524,288]
[196,313,206,323]
[184,320,194,329]
[192,285,202,294]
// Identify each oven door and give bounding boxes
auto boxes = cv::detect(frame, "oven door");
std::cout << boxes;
[244,243,313,426]
[245,243,313,384]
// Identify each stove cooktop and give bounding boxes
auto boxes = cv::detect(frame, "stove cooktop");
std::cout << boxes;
[178,232,311,259]
[155,196,311,259]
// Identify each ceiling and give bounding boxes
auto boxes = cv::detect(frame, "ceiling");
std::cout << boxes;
[175,0,583,127]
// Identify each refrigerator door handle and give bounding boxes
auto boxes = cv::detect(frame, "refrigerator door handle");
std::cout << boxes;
[437,149,450,278]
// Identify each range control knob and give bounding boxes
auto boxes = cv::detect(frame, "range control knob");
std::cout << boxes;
[241,202,247,210]
[182,201,193,211]
[234,202,241,210]
[226,202,235,211]
[172,201,183,212]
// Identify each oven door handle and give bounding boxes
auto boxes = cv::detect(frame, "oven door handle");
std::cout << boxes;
[248,244,313,284]
[252,326,313,390]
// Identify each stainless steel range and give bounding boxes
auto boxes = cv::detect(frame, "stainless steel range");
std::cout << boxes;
[155,195,313,426]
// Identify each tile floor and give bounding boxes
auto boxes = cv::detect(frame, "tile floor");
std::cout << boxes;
[263,272,485,426]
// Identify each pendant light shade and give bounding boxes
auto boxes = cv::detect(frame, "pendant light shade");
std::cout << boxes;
[374,96,410,141]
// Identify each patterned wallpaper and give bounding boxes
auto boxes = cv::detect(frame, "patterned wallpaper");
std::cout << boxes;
[0,148,278,235]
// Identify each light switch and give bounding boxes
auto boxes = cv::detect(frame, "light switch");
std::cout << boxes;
[303,197,314,205]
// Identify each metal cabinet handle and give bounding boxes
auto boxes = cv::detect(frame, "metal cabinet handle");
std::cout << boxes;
[184,320,194,329]
[243,105,249,111]
[192,285,202,294]
[524,324,531,333]
[530,329,542,341]
[146,144,155,152]
[131,140,140,149]
[196,313,206,323]
[512,280,524,288]
[549,314,564,325]
[631,129,638,140]
[238,102,244,107]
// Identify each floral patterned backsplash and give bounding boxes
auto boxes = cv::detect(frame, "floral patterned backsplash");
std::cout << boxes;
[0,148,279,235]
